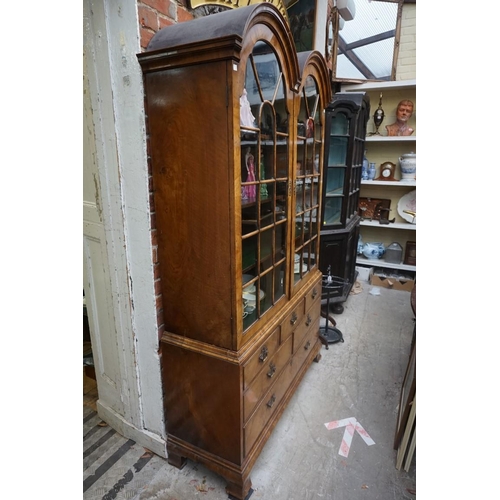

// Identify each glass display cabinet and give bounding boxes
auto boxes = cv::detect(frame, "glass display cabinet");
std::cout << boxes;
[138,5,331,500]
[319,92,370,310]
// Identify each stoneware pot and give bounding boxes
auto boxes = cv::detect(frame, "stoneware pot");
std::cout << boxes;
[399,152,416,181]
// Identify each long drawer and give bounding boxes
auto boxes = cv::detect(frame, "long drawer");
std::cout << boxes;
[243,327,281,391]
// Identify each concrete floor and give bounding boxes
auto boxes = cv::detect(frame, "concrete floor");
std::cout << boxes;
[84,281,416,500]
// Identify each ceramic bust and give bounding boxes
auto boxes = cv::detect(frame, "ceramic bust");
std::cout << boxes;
[385,100,414,136]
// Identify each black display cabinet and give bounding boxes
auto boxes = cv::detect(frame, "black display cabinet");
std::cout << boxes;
[319,92,370,311]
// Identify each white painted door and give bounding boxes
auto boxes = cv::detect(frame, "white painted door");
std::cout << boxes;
[83,47,124,416]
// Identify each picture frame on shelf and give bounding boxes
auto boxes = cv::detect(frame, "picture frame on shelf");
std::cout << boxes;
[404,241,416,266]
[358,197,391,221]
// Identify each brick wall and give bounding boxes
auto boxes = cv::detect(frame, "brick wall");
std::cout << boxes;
[396,4,416,81]
[138,1,195,341]
[137,0,194,50]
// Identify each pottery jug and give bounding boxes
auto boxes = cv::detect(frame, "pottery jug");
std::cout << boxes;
[399,152,416,181]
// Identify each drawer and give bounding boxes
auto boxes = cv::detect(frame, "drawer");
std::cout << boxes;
[243,327,280,390]
[293,301,320,353]
[305,278,322,314]
[244,358,295,456]
[243,335,292,423]
[280,298,305,344]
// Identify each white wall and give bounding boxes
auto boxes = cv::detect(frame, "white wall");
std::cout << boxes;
[396,3,416,81]
[83,0,166,457]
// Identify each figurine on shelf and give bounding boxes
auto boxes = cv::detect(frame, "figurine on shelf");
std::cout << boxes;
[306,117,314,138]
[240,88,256,128]
[385,100,414,136]
[242,147,256,201]
[368,92,385,136]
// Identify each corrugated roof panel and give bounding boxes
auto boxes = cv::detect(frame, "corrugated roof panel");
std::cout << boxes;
[336,0,399,80]
[341,0,398,43]
[353,37,395,78]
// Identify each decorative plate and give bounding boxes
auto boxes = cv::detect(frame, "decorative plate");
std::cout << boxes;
[242,289,265,306]
[397,190,416,224]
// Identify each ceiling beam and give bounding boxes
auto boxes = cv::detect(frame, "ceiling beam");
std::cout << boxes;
[344,29,396,51]
[337,35,376,80]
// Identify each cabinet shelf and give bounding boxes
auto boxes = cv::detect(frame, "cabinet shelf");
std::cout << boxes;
[361,180,416,187]
[359,220,416,230]
[365,136,415,143]
[356,256,416,272]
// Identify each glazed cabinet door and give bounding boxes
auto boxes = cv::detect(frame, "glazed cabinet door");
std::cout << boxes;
[240,41,292,333]
[322,105,353,228]
[291,53,330,295]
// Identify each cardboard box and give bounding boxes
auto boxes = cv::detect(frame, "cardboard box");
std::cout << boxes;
[355,266,372,282]
[370,272,415,292]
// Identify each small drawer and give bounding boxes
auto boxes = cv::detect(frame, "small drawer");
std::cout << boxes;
[290,324,320,380]
[305,279,321,314]
[244,359,295,456]
[293,301,320,353]
[280,299,305,344]
[293,312,316,353]
[243,327,280,390]
[243,335,292,423]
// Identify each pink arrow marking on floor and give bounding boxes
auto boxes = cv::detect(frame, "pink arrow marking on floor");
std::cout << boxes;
[325,417,375,457]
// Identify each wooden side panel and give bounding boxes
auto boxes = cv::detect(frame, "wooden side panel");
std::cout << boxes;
[145,61,235,349]
[162,342,242,464]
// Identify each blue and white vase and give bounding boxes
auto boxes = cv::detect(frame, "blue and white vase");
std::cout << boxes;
[399,152,416,181]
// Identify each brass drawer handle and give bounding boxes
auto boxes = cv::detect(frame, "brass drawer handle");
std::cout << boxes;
[312,288,318,299]
[267,394,276,408]
[304,340,311,350]
[290,312,298,326]
[305,313,312,327]
[259,345,268,362]
[267,362,276,379]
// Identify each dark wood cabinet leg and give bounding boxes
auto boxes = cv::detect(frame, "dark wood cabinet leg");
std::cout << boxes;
[314,353,322,363]
[226,478,253,500]
[167,451,187,470]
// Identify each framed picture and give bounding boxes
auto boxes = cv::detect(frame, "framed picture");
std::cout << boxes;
[287,0,317,52]
[394,341,416,450]
[404,241,416,266]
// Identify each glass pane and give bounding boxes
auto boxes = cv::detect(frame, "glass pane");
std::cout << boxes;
[295,213,304,247]
[276,143,288,178]
[242,235,257,272]
[296,180,305,213]
[331,113,348,135]
[274,263,285,302]
[276,180,287,220]
[328,137,348,165]
[323,198,342,226]
[325,167,345,195]
[260,228,273,273]
[259,271,273,316]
